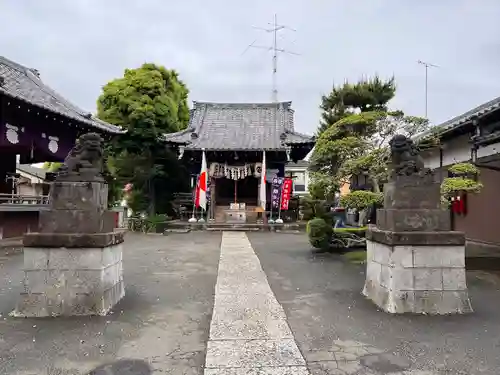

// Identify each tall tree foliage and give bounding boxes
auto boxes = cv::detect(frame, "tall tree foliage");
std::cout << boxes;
[316,76,396,136]
[309,76,430,202]
[97,63,191,215]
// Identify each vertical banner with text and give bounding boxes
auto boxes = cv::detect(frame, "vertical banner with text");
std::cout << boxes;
[280,178,293,210]
[271,177,284,209]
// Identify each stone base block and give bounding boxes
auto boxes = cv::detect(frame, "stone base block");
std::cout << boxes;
[49,181,108,210]
[11,244,124,317]
[363,240,472,314]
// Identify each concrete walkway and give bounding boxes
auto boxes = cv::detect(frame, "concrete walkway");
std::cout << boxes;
[204,232,308,374]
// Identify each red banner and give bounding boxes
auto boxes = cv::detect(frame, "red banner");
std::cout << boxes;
[281,178,293,210]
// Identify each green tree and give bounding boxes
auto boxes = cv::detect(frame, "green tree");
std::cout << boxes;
[97,63,191,215]
[441,162,483,205]
[42,162,62,172]
[316,76,396,136]
[309,76,430,200]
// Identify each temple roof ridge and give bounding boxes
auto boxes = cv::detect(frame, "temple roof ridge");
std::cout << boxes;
[192,101,293,108]
[0,56,123,134]
[164,100,314,151]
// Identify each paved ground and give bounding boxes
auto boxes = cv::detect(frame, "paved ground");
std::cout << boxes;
[1,232,500,374]
[248,232,500,375]
[0,232,221,375]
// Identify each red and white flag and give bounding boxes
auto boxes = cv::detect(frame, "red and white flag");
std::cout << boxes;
[260,151,267,210]
[195,150,208,211]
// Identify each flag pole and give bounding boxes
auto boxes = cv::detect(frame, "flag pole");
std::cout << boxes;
[188,175,197,223]
[261,150,272,224]
[275,181,283,224]
[198,149,208,223]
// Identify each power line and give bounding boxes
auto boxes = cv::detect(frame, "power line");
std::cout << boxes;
[243,14,299,103]
[417,60,439,119]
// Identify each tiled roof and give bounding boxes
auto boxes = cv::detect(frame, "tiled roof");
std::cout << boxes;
[0,56,123,134]
[164,101,315,151]
[286,160,309,168]
[16,164,47,180]
[413,96,500,141]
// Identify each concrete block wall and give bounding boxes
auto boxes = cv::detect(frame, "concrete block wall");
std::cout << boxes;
[364,241,472,314]
[14,244,124,317]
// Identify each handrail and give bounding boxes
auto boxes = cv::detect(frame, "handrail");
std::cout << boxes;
[0,193,49,205]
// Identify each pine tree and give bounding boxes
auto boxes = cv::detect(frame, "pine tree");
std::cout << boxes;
[316,76,396,136]
[309,76,429,204]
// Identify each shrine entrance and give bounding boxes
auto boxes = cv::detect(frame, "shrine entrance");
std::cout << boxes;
[216,177,258,205]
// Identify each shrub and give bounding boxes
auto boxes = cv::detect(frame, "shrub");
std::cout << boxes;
[340,190,383,211]
[330,226,367,251]
[334,226,367,237]
[306,217,333,249]
[128,213,170,233]
[300,196,332,223]
[448,162,479,176]
[441,163,482,206]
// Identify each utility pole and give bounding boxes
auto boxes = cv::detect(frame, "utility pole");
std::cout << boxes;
[417,60,439,119]
[243,14,299,103]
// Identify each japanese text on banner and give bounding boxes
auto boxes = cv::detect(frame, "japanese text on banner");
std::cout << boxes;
[271,177,284,209]
[280,178,293,210]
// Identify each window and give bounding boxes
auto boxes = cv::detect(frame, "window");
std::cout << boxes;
[293,171,306,193]
[294,184,306,192]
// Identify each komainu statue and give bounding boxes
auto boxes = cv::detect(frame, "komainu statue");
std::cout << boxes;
[56,132,104,182]
[388,134,428,179]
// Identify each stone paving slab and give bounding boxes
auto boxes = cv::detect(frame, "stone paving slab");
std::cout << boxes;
[210,293,292,340]
[205,232,307,375]
[205,339,306,368]
[204,367,310,375]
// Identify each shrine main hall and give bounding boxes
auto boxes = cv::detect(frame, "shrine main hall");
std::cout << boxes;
[164,101,315,222]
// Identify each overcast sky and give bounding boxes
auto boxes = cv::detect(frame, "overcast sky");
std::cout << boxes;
[1,0,499,134]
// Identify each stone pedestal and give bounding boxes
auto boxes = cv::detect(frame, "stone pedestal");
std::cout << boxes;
[363,174,472,314]
[12,181,125,317]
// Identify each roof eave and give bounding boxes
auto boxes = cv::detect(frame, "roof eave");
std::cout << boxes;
[0,89,125,134]
[285,141,316,146]
[183,147,288,152]
[413,97,500,142]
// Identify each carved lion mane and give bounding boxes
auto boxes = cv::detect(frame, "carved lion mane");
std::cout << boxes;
[389,134,426,178]
[57,132,104,180]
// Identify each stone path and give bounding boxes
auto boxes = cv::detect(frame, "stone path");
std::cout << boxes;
[206,232,436,375]
[204,232,308,374]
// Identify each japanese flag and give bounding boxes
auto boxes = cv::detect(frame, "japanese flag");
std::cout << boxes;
[195,150,208,211]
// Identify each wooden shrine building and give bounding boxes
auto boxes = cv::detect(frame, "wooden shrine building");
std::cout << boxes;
[164,101,315,223]
[0,56,122,237]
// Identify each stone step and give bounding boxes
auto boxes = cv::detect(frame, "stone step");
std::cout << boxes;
[206,227,260,231]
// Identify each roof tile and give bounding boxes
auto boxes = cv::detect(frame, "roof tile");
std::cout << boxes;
[164,101,314,150]
[413,96,500,141]
[0,56,123,134]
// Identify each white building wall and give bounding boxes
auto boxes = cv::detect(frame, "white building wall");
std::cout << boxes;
[420,134,500,170]
[420,134,472,169]
[477,141,500,159]
[441,135,471,166]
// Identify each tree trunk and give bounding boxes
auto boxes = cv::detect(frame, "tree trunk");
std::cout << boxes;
[371,177,381,193]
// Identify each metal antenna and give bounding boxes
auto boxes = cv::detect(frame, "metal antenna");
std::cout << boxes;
[243,14,299,103]
[417,60,439,119]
